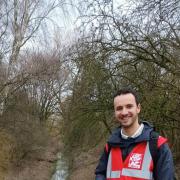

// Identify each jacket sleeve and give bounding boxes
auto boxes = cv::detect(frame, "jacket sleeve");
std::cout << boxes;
[95,146,109,180]
[154,143,175,180]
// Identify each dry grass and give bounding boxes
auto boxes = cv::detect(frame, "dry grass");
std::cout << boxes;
[0,129,16,179]
[4,136,61,180]
[68,143,104,180]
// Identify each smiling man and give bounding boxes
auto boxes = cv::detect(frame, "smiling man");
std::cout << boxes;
[95,87,175,180]
[114,92,141,134]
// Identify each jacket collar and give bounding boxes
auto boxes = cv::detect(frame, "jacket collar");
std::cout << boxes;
[107,121,154,146]
[121,123,144,139]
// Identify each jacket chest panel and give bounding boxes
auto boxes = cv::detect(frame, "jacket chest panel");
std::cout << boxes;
[107,142,153,180]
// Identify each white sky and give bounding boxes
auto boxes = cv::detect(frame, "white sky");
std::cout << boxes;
[49,0,128,32]
[23,0,129,50]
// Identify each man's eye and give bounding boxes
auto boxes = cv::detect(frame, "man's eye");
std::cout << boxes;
[116,107,122,111]
[127,105,133,108]
[127,105,133,109]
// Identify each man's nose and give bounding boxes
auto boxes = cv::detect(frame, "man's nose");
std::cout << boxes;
[121,108,128,115]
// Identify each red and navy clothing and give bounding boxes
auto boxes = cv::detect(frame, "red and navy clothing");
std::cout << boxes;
[95,122,175,180]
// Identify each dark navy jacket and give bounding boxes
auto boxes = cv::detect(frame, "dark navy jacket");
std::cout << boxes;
[95,122,175,180]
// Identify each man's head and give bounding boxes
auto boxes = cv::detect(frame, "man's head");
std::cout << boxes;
[113,87,141,129]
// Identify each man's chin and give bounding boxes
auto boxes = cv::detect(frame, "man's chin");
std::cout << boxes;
[119,120,132,128]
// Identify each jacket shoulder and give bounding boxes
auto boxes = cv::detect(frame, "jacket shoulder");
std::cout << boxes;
[157,136,168,148]
[108,127,121,144]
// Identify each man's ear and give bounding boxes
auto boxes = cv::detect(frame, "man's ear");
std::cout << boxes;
[137,103,141,113]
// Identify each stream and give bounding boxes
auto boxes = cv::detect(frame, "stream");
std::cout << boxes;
[51,153,68,180]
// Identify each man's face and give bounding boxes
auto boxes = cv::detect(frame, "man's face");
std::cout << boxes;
[114,93,141,128]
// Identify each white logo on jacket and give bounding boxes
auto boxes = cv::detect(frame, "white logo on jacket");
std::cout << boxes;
[128,153,143,169]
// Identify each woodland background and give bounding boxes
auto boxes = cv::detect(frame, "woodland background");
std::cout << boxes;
[0,0,179,179]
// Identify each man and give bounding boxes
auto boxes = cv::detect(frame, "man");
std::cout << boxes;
[95,88,175,180]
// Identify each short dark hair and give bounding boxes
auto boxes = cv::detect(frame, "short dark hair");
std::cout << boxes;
[113,87,140,105]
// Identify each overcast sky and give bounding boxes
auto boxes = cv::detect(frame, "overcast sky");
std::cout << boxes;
[24,0,129,50]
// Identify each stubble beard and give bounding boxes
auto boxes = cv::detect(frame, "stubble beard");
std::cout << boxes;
[119,115,138,129]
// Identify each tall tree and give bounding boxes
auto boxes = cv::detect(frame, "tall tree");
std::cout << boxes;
[0,0,66,113]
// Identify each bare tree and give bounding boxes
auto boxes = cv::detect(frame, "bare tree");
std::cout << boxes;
[0,0,69,114]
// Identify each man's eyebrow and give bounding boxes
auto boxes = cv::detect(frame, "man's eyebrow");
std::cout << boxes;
[115,105,123,109]
[126,104,133,106]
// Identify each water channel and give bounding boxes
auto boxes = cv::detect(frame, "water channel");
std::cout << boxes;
[51,153,68,180]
